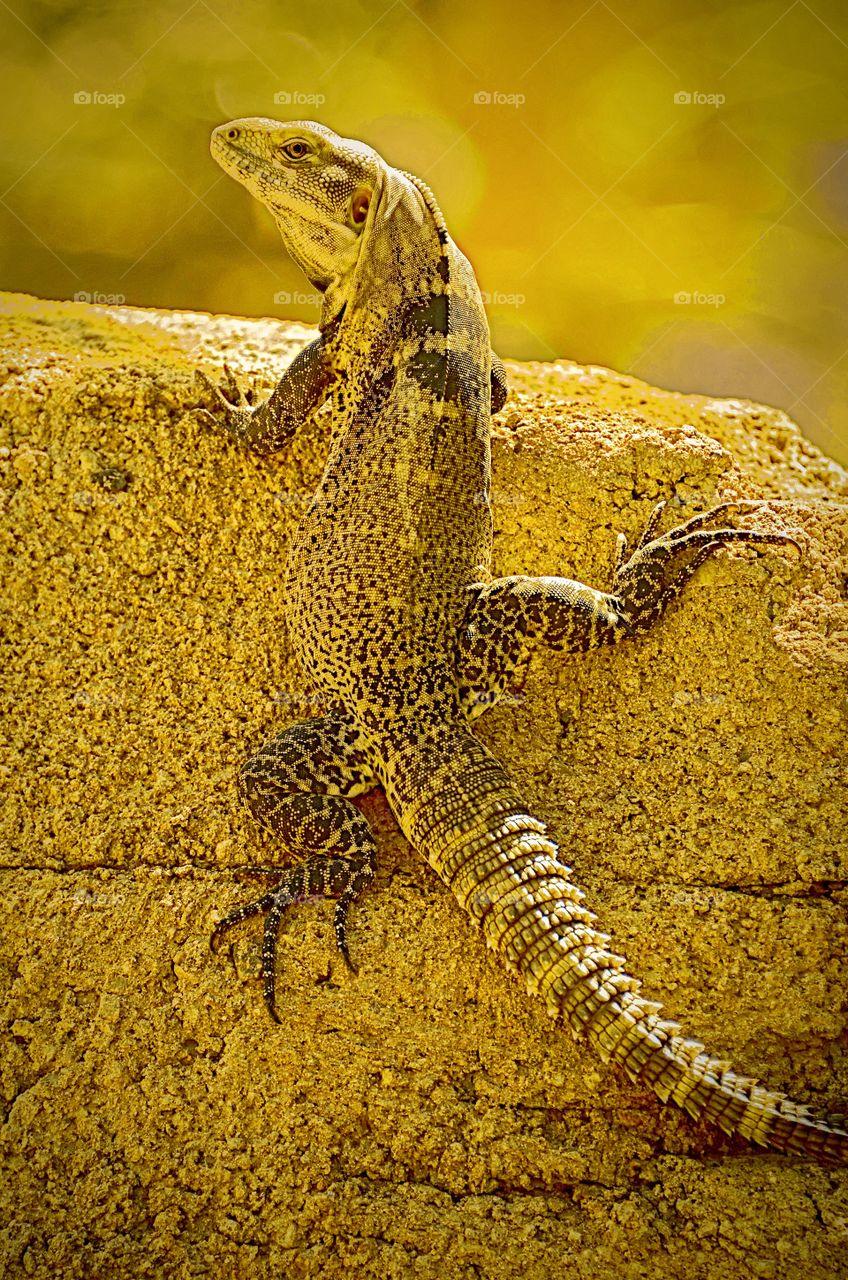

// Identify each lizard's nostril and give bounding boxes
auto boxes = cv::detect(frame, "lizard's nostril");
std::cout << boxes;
[226,128,240,140]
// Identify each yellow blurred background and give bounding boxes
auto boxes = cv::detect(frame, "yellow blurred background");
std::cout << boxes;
[2,0,846,463]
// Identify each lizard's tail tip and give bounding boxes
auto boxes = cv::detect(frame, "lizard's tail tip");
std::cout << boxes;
[455,798,844,1161]
[584,990,848,1161]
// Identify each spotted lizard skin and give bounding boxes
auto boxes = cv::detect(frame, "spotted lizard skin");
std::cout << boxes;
[191,118,847,1160]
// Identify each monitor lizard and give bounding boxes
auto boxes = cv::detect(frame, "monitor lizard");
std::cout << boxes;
[189,116,846,1160]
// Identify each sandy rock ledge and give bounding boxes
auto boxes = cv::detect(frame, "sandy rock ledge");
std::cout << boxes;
[1,292,847,1279]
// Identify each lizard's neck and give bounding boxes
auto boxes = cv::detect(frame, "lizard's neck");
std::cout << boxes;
[327,167,445,332]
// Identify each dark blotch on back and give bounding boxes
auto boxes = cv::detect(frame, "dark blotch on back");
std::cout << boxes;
[407,293,449,337]
[407,347,446,396]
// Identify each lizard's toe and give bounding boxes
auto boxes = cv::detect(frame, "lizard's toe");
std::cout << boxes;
[220,362,245,406]
[193,368,221,400]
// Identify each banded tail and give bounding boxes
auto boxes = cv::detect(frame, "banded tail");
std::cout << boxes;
[390,728,847,1160]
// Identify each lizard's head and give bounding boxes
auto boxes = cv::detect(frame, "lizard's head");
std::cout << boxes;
[211,117,391,305]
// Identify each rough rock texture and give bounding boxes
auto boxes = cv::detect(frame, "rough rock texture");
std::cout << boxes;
[1,291,847,1279]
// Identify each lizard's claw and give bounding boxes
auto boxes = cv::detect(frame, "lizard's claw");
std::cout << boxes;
[194,364,256,407]
[188,368,255,439]
[217,363,257,408]
[611,500,804,636]
[211,856,372,1023]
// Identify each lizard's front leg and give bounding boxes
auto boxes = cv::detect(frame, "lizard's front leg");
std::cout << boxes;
[212,714,378,1022]
[189,324,338,455]
[457,501,802,715]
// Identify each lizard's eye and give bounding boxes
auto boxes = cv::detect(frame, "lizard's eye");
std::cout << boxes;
[279,139,311,161]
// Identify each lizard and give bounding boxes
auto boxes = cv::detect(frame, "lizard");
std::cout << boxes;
[190,116,847,1161]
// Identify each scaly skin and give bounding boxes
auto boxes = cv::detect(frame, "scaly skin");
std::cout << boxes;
[191,117,846,1160]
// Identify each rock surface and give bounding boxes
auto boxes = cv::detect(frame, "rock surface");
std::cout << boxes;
[1,291,847,1278]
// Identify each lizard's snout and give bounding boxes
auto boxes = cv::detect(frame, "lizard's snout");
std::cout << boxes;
[210,122,255,180]
[211,123,238,153]
[212,123,241,144]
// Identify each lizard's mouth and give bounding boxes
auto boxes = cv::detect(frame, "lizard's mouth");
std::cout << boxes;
[211,135,256,179]
[227,154,261,180]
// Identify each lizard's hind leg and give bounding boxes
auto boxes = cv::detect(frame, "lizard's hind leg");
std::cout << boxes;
[212,714,378,1022]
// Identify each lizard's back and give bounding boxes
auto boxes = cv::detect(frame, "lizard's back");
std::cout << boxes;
[286,184,494,720]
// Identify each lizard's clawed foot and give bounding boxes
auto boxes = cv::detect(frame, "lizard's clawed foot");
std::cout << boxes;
[188,366,257,439]
[611,500,804,635]
[197,363,256,408]
[211,856,373,1023]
